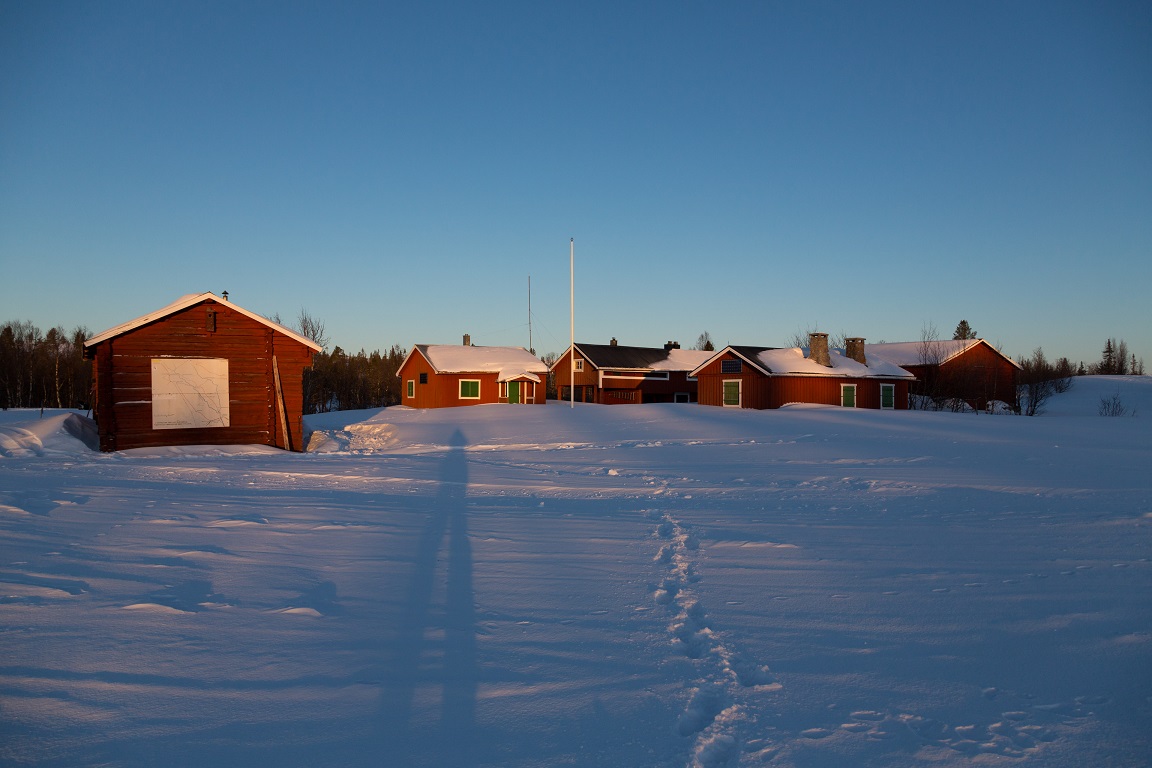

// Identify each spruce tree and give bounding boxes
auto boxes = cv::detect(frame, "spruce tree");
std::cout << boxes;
[1101,339,1115,374]
[952,320,976,340]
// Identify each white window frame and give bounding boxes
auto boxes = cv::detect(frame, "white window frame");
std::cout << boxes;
[459,379,481,400]
[407,379,414,399]
[880,383,895,410]
[722,379,741,407]
[840,383,857,408]
[574,358,584,372]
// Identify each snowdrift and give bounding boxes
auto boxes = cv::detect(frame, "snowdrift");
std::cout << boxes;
[1,379,1149,767]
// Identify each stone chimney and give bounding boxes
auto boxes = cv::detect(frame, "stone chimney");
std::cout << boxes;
[808,332,831,367]
[845,337,866,365]
[610,337,617,347]
[664,340,680,350]
[463,333,471,346]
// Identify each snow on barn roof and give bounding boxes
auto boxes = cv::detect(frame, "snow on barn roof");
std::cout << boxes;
[649,348,716,372]
[83,292,323,351]
[412,344,548,383]
[755,346,915,378]
[865,339,1021,369]
[693,345,915,378]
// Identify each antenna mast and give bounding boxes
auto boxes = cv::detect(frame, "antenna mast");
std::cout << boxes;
[528,275,534,355]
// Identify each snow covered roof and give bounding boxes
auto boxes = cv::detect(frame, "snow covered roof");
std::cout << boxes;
[554,343,713,373]
[83,292,322,352]
[408,344,548,382]
[649,348,716,372]
[865,339,1021,369]
[759,346,915,378]
[693,345,915,379]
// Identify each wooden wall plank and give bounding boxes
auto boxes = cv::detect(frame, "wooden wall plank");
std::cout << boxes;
[88,299,317,451]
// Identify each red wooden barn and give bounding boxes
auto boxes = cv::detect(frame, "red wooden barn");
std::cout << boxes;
[83,292,322,452]
[864,340,1021,411]
[692,333,915,410]
[398,339,548,408]
[549,340,714,404]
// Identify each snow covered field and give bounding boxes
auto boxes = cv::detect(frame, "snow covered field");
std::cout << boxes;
[2,377,1150,767]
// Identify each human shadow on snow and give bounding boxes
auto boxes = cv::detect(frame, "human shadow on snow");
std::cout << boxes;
[380,428,477,765]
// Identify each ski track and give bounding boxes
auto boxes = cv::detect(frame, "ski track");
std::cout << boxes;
[3,399,1150,767]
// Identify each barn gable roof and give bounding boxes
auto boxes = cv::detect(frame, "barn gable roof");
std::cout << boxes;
[402,344,548,383]
[83,292,322,352]
[693,345,915,379]
[865,339,1022,370]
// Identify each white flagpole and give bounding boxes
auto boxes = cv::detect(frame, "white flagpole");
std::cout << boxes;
[569,237,575,409]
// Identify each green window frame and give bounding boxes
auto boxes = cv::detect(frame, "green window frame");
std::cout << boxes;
[460,379,481,399]
[722,380,741,407]
[880,383,894,409]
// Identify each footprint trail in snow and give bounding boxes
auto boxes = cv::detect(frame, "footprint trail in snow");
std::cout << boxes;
[647,508,780,767]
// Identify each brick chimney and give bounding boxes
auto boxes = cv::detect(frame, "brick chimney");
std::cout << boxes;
[664,340,680,350]
[463,333,471,346]
[610,337,617,347]
[845,337,866,364]
[808,332,831,367]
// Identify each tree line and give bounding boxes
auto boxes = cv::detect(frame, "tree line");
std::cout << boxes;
[0,315,1145,415]
[302,345,408,413]
[0,321,92,410]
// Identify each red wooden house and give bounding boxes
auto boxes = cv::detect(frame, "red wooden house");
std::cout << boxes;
[864,340,1021,411]
[398,340,548,408]
[692,333,915,410]
[83,292,321,452]
[549,340,714,404]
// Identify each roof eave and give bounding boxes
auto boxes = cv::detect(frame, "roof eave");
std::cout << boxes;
[83,292,322,352]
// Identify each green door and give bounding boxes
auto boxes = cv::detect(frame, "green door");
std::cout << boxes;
[841,384,856,407]
[722,380,741,407]
[881,384,894,409]
[508,381,521,404]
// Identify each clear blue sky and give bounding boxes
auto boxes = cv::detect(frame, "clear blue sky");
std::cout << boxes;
[2,1,1149,367]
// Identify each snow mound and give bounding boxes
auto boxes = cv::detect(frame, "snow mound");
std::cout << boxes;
[305,421,398,453]
[0,410,97,456]
[1041,375,1151,417]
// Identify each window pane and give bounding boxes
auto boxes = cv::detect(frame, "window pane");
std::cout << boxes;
[721,359,741,374]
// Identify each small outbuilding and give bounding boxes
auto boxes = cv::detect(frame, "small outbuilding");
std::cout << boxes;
[83,292,321,452]
[692,333,915,410]
[398,339,548,408]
